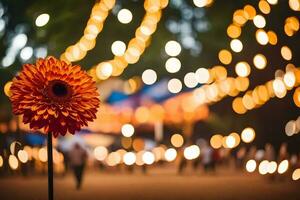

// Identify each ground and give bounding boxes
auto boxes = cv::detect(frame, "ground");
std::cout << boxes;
[0,166,300,200]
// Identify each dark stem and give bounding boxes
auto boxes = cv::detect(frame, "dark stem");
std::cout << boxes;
[47,132,53,200]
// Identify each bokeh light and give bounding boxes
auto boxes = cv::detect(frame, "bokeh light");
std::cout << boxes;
[121,124,135,137]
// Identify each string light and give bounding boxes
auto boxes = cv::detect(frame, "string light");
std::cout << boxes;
[111,40,126,56]
[165,40,181,56]
[168,78,182,94]
[253,54,267,69]
[35,13,50,27]
[230,39,243,53]
[142,69,157,85]
[165,57,181,73]
[117,9,133,24]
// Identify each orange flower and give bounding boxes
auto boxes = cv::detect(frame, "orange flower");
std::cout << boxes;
[10,56,100,137]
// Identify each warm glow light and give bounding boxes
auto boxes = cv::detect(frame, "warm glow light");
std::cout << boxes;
[289,0,300,11]
[278,160,289,174]
[165,40,181,56]
[35,13,50,27]
[142,151,155,165]
[121,124,135,137]
[0,156,3,167]
[123,152,136,165]
[193,0,212,7]
[165,57,181,73]
[259,160,269,175]
[241,127,255,143]
[256,29,268,45]
[283,71,296,88]
[184,145,200,160]
[232,97,247,114]
[195,68,210,84]
[9,155,19,170]
[17,150,29,163]
[164,148,177,162]
[293,88,300,108]
[281,46,292,61]
[111,41,126,56]
[267,31,278,45]
[96,62,113,79]
[285,120,297,136]
[184,72,198,88]
[230,39,243,53]
[253,15,266,28]
[142,69,157,85]
[292,168,300,180]
[246,159,257,172]
[117,9,133,24]
[253,54,267,69]
[218,49,232,65]
[4,81,12,97]
[268,161,277,174]
[235,62,251,77]
[171,134,184,148]
[38,147,47,162]
[94,146,108,161]
[225,135,236,148]
[168,78,182,94]
[273,79,287,98]
[210,134,223,149]
[227,24,241,39]
[267,0,278,5]
[259,0,271,14]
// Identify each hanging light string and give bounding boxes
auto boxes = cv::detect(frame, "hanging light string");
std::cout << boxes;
[60,0,116,63]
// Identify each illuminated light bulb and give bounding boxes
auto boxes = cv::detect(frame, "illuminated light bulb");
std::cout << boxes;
[230,132,240,148]
[164,148,177,162]
[17,150,29,163]
[227,24,241,39]
[259,160,269,175]
[267,31,277,45]
[184,72,198,88]
[210,134,223,149]
[96,62,113,79]
[273,78,287,98]
[195,68,210,84]
[289,0,300,11]
[267,161,277,174]
[111,40,126,56]
[225,135,236,148]
[121,123,135,137]
[253,15,266,28]
[123,152,136,166]
[171,134,184,148]
[278,160,289,174]
[38,147,47,162]
[35,13,50,27]
[0,155,3,167]
[94,146,108,161]
[233,9,247,26]
[183,145,200,160]
[253,54,267,69]
[281,46,292,61]
[218,49,232,65]
[165,40,181,56]
[168,78,182,94]
[193,0,209,7]
[241,127,255,143]
[285,120,297,136]
[292,168,300,180]
[256,29,268,45]
[117,9,133,24]
[283,71,296,88]
[230,39,243,53]
[165,57,181,73]
[235,77,249,92]
[258,0,271,14]
[20,47,33,61]
[293,88,300,108]
[242,93,255,110]
[232,97,247,114]
[246,159,257,172]
[106,152,121,167]
[267,0,278,4]
[142,151,155,165]
[235,62,251,77]
[243,5,256,20]
[9,155,19,170]
[142,69,157,85]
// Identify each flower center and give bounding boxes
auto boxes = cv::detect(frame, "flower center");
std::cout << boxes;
[52,82,68,97]
[47,80,72,102]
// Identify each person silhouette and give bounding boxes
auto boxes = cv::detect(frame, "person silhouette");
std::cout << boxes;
[68,143,87,189]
